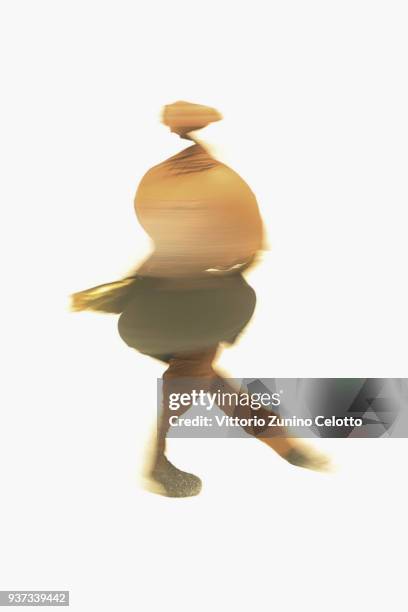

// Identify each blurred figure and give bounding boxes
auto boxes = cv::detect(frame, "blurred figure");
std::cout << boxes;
[72,101,329,497]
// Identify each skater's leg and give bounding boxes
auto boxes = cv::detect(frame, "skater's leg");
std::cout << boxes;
[209,373,331,471]
[155,346,218,458]
[147,345,218,497]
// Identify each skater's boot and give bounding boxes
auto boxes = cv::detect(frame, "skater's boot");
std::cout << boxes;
[146,454,202,498]
[283,445,332,472]
[260,436,332,472]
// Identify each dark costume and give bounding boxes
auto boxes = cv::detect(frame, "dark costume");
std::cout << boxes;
[117,274,256,361]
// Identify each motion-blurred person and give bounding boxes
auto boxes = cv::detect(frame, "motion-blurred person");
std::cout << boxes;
[72,101,329,497]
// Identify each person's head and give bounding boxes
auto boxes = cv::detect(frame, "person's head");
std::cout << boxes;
[161,100,222,140]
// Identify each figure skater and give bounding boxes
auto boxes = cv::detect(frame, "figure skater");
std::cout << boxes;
[71,101,330,497]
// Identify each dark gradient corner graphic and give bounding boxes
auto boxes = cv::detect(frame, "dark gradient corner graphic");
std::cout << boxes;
[285,378,405,438]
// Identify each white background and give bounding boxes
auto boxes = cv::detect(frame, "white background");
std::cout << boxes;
[0,1,407,611]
